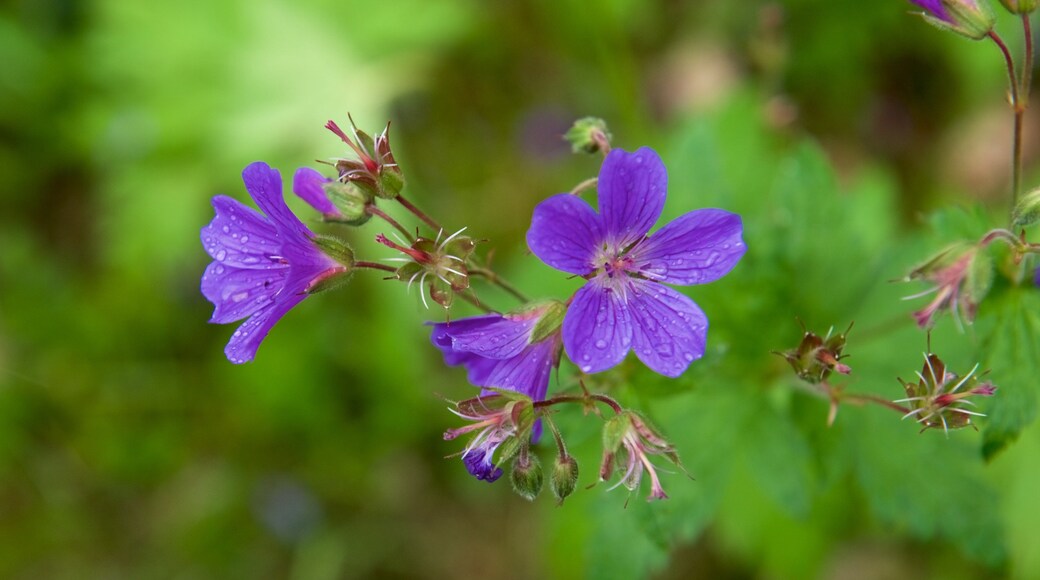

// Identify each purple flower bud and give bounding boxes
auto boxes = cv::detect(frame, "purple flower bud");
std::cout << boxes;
[908,0,995,40]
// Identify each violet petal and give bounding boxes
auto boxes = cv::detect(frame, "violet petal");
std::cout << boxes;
[910,0,951,22]
[627,280,707,378]
[293,167,341,218]
[526,193,602,276]
[202,262,288,324]
[562,279,633,374]
[223,291,308,364]
[598,147,667,247]
[243,162,316,241]
[435,314,536,360]
[628,209,746,285]
[201,196,283,269]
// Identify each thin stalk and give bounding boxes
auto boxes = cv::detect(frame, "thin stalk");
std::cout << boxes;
[456,290,495,313]
[536,392,624,415]
[541,413,569,457]
[395,193,443,232]
[1024,14,1034,102]
[842,393,912,415]
[468,266,529,303]
[366,205,413,240]
[355,261,397,273]
[990,30,1024,212]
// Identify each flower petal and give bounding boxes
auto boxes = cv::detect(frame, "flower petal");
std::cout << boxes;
[526,193,602,276]
[627,280,707,378]
[481,339,556,401]
[463,449,503,482]
[223,290,308,364]
[598,147,667,247]
[201,196,283,269]
[562,279,633,374]
[628,209,746,285]
[242,161,315,242]
[432,314,536,360]
[293,167,341,218]
[201,262,288,324]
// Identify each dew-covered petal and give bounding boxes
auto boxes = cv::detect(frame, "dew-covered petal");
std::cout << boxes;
[526,194,602,276]
[201,261,289,324]
[627,280,707,378]
[201,196,283,269]
[481,339,557,401]
[293,167,341,218]
[562,279,633,374]
[223,290,308,364]
[598,147,667,247]
[440,314,537,360]
[628,209,746,285]
[242,161,315,243]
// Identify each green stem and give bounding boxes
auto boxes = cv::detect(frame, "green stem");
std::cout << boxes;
[990,30,1024,215]
[366,205,413,240]
[535,392,624,415]
[395,193,443,232]
[467,266,529,303]
[355,261,397,273]
[842,393,911,416]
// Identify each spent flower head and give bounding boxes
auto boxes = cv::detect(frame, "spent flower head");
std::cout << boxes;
[526,147,746,378]
[896,352,996,434]
[444,391,537,482]
[379,228,476,309]
[904,242,992,328]
[908,0,996,39]
[200,162,354,363]
[775,322,853,384]
[599,411,682,501]
[325,116,404,199]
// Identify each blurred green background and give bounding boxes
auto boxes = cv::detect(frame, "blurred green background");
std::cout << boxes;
[3,0,1040,578]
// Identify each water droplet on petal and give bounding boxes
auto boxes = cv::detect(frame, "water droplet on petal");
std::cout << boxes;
[222,225,230,233]
[581,365,592,372]
[240,235,249,243]
[216,250,227,261]
[594,339,606,349]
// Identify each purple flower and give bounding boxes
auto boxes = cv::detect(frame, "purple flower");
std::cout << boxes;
[201,162,350,363]
[430,305,562,402]
[526,147,745,377]
[444,393,536,483]
[293,168,343,220]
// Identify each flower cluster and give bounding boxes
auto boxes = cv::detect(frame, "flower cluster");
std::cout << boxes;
[201,117,747,502]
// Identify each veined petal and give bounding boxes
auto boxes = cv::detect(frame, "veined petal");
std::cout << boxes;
[201,262,288,324]
[434,314,536,360]
[563,279,633,374]
[481,339,557,401]
[201,196,283,269]
[628,209,746,285]
[627,280,707,378]
[223,291,308,364]
[242,161,316,243]
[526,194,602,276]
[293,167,341,218]
[598,147,667,247]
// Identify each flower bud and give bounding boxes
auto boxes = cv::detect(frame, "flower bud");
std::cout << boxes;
[909,0,995,40]
[550,455,580,504]
[510,452,544,501]
[564,117,612,154]
[998,0,1038,13]
[1012,187,1040,228]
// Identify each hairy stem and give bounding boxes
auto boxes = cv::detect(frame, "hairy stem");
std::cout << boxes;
[990,31,1024,215]
[468,266,530,303]
[366,205,413,240]
[355,261,398,273]
[395,193,443,232]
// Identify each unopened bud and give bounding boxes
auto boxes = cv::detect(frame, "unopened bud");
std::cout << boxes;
[998,0,1038,13]
[1012,188,1040,228]
[564,117,612,154]
[909,0,995,40]
[324,181,372,225]
[510,452,544,501]
[550,455,580,503]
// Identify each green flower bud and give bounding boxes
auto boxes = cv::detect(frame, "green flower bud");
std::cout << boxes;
[550,455,580,504]
[998,0,1038,13]
[1012,188,1040,228]
[323,181,372,225]
[510,452,544,501]
[564,117,612,154]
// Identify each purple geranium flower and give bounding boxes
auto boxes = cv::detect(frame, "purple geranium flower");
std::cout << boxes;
[430,306,562,403]
[201,162,350,363]
[526,147,745,377]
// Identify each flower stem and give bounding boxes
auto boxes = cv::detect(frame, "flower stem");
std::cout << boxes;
[569,177,598,196]
[467,266,530,303]
[355,261,397,273]
[990,30,1024,216]
[842,393,912,415]
[456,290,495,313]
[395,193,443,232]
[367,205,413,240]
[536,392,624,415]
[541,413,570,457]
